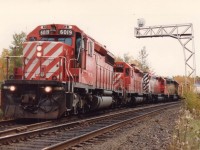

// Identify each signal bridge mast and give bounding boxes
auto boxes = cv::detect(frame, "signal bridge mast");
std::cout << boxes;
[134,22,196,84]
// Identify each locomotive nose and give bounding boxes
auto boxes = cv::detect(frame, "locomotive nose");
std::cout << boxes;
[23,41,67,81]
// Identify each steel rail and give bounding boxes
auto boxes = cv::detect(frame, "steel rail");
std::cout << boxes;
[0,120,52,137]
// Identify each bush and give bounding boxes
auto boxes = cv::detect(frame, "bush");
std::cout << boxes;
[184,90,200,117]
[170,90,200,149]
[170,109,200,149]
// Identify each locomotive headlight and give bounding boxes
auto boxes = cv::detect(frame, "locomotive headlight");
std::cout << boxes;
[10,85,16,92]
[36,45,42,51]
[44,86,52,93]
[37,52,42,57]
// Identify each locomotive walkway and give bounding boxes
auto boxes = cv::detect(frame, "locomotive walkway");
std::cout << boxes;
[0,101,180,150]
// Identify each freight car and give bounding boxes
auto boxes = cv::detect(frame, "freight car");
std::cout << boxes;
[1,24,179,119]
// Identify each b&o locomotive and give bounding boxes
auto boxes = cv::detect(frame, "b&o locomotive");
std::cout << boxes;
[0,24,179,119]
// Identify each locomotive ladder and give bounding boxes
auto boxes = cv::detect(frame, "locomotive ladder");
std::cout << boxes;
[135,23,196,85]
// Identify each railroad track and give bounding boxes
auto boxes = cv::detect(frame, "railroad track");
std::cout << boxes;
[0,101,181,150]
[0,109,126,138]
[0,104,157,137]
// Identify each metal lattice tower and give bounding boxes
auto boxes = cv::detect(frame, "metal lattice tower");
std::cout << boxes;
[134,23,196,84]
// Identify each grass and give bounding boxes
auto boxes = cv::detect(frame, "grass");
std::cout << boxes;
[170,90,200,149]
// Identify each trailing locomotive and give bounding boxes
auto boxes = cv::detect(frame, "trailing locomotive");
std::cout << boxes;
[0,24,179,119]
[113,62,179,104]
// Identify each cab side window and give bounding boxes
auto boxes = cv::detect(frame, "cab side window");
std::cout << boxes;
[75,32,82,60]
[87,39,94,56]
[125,68,130,76]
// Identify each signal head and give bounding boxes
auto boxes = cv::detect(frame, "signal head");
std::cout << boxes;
[137,18,145,27]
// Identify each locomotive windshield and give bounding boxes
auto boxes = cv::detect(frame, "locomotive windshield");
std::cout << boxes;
[40,37,72,46]
[114,67,123,72]
[58,38,72,45]
[114,63,124,73]
[41,37,54,41]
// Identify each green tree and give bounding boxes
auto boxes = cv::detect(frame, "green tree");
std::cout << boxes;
[0,32,26,81]
[137,46,150,72]
[115,53,139,67]
[123,53,134,63]
[114,55,123,62]
[9,32,26,68]
[0,49,10,80]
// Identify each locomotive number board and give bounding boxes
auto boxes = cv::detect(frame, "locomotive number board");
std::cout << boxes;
[59,29,74,36]
[39,29,50,36]
[116,64,124,68]
[39,29,74,36]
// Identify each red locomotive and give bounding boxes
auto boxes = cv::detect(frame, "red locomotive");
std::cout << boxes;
[1,24,179,119]
[113,62,144,105]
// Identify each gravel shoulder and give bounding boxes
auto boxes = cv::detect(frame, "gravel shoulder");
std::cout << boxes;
[75,104,181,150]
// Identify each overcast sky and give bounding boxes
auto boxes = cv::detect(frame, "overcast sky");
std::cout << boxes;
[0,0,199,77]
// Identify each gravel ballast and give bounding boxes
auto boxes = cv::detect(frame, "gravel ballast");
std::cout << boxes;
[75,105,181,150]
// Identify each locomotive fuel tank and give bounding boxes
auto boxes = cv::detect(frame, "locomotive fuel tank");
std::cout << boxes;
[157,94,165,101]
[135,97,144,103]
[102,90,113,96]
[91,96,113,110]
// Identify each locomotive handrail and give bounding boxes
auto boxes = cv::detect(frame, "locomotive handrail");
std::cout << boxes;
[4,55,25,80]
[68,58,76,92]
[93,53,98,88]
